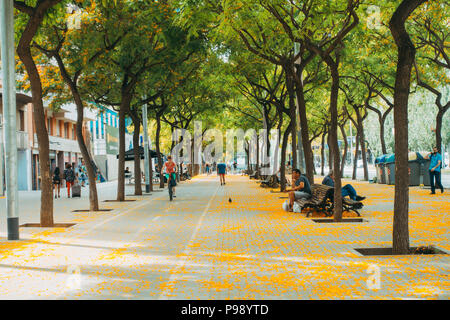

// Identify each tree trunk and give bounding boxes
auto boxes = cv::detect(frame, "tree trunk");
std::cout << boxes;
[50,54,99,211]
[117,92,133,201]
[16,10,56,227]
[295,67,314,183]
[131,112,142,196]
[73,93,98,211]
[436,109,444,153]
[285,67,298,171]
[352,133,360,180]
[358,119,369,181]
[328,64,343,222]
[321,131,326,176]
[280,121,293,192]
[247,142,251,173]
[340,123,348,174]
[156,114,164,189]
[327,132,333,172]
[389,0,426,254]
[261,105,270,177]
[380,117,388,155]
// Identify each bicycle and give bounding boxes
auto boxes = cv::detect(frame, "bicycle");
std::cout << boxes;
[166,172,177,201]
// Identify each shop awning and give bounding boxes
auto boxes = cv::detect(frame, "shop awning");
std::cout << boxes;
[117,146,162,161]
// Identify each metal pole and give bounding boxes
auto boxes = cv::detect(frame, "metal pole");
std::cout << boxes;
[0,125,4,196]
[1,0,19,240]
[142,103,150,193]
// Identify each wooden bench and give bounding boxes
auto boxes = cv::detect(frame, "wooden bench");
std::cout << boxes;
[294,184,364,217]
[260,175,278,188]
[295,184,334,217]
[342,198,364,216]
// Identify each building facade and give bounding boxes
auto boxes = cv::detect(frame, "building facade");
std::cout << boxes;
[31,103,96,190]
[0,88,96,192]
[89,106,134,181]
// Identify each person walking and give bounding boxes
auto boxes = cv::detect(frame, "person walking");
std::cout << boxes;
[79,163,87,187]
[52,167,61,199]
[217,162,227,185]
[63,163,75,198]
[425,146,444,194]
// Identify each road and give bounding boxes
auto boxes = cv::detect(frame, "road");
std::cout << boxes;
[0,174,448,299]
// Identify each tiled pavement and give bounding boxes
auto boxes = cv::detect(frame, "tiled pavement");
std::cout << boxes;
[0,175,448,299]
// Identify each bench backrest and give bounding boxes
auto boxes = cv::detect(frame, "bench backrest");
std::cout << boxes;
[310,184,334,203]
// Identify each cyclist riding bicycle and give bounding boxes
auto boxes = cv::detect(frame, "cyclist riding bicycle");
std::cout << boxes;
[162,155,177,201]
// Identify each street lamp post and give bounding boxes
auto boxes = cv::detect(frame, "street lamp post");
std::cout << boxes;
[142,103,151,193]
[0,0,19,240]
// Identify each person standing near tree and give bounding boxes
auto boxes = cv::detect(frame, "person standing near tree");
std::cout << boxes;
[79,162,87,187]
[52,167,61,199]
[425,146,444,194]
[63,163,75,198]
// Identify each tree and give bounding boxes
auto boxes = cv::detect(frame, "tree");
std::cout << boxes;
[83,0,189,201]
[302,0,360,221]
[340,74,376,181]
[33,1,124,210]
[389,0,427,255]
[412,1,450,152]
[14,0,64,227]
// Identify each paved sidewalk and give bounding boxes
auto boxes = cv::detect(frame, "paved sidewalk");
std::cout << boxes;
[0,175,448,299]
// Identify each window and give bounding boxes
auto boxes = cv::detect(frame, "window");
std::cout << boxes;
[18,110,25,131]
[64,122,69,138]
[101,114,105,139]
[72,125,76,140]
[47,117,52,135]
[56,120,60,136]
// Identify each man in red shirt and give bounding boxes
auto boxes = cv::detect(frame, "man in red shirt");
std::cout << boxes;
[162,156,177,197]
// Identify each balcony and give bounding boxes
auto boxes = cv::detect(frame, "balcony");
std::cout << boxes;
[33,134,81,153]
[17,131,29,150]
[0,130,29,150]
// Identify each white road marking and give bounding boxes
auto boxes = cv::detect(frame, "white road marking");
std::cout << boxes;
[158,185,220,300]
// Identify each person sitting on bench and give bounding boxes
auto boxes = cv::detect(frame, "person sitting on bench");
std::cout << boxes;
[322,171,365,201]
[284,169,312,212]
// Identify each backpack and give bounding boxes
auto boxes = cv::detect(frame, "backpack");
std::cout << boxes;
[65,169,75,182]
